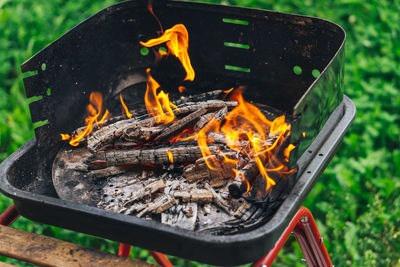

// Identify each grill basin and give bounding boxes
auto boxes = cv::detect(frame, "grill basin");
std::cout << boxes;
[0,1,354,265]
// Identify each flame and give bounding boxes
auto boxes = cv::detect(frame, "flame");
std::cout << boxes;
[224,88,234,94]
[192,89,294,191]
[169,128,193,143]
[196,114,222,169]
[147,0,163,33]
[120,94,133,119]
[178,86,186,93]
[145,69,178,124]
[61,92,109,146]
[98,110,110,124]
[167,150,174,163]
[61,134,71,140]
[140,24,195,81]
[283,144,296,162]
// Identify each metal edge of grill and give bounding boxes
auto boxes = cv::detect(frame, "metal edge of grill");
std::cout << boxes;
[0,96,355,265]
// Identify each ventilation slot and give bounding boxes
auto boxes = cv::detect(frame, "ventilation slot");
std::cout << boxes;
[225,65,251,73]
[222,18,249,25]
[27,95,43,104]
[33,120,49,129]
[224,42,250,49]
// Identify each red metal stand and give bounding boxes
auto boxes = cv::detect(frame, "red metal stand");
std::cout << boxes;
[0,204,20,226]
[118,243,132,257]
[0,205,331,266]
[148,250,174,267]
[252,207,332,267]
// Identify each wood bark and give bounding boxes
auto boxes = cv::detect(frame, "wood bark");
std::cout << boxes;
[87,100,237,152]
[92,145,221,167]
[183,153,236,183]
[123,179,165,206]
[173,90,224,106]
[122,126,164,142]
[155,108,207,141]
[137,195,176,217]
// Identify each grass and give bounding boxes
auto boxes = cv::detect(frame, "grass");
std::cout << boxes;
[0,0,400,266]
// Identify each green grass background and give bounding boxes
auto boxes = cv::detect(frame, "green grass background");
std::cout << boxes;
[0,0,399,266]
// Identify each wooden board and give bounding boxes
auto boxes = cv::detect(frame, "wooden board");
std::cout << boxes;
[0,225,154,267]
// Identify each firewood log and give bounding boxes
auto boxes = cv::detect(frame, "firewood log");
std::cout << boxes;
[123,179,165,206]
[91,145,221,167]
[155,108,207,141]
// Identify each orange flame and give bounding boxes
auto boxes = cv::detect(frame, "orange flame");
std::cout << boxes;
[167,150,174,163]
[147,0,163,33]
[140,24,195,81]
[61,92,109,146]
[193,89,294,191]
[144,68,178,124]
[61,134,71,140]
[169,128,193,143]
[120,94,133,119]
[178,86,186,93]
[196,115,221,170]
[224,88,234,94]
[283,144,296,162]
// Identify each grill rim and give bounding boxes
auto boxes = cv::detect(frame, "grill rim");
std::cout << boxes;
[0,96,355,265]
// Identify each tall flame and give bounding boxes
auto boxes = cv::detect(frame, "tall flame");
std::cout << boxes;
[192,89,294,191]
[140,24,195,81]
[144,68,178,124]
[61,92,109,146]
[120,94,133,119]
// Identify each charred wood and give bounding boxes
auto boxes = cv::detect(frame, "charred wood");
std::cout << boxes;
[174,90,225,106]
[123,179,165,206]
[137,195,176,217]
[91,145,221,167]
[155,108,207,141]
[122,126,164,142]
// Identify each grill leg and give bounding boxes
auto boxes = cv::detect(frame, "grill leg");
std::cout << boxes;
[0,204,20,226]
[118,243,131,257]
[148,250,173,267]
[252,206,332,267]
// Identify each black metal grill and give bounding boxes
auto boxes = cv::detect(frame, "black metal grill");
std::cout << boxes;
[0,0,354,265]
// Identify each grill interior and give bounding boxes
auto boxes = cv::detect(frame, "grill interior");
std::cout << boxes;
[0,1,351,265]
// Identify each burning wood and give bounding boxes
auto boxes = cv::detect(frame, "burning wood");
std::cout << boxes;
[85,100,237,152]
[55,23,297,234]
[90,145,221,167]
[155,108,207,140]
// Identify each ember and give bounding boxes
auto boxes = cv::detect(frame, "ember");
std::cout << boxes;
[55,20,296,233]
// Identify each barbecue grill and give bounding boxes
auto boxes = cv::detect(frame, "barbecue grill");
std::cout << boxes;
[0,0,355,265]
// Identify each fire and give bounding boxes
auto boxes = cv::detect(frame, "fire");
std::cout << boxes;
[224,88,234,94]
[144,68,178,124]
[61,92,109,146]
[120,94,133,119]
[167,150,174,163]
[169,128,193,143]
[61,134,71,140]
[140,24,195,81]
[284,144,296,162]
[194,89,295,191]
[60,20,296,196]
[178,86,186,93]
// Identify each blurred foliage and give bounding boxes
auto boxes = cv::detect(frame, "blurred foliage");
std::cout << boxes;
[0,0,399,266]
